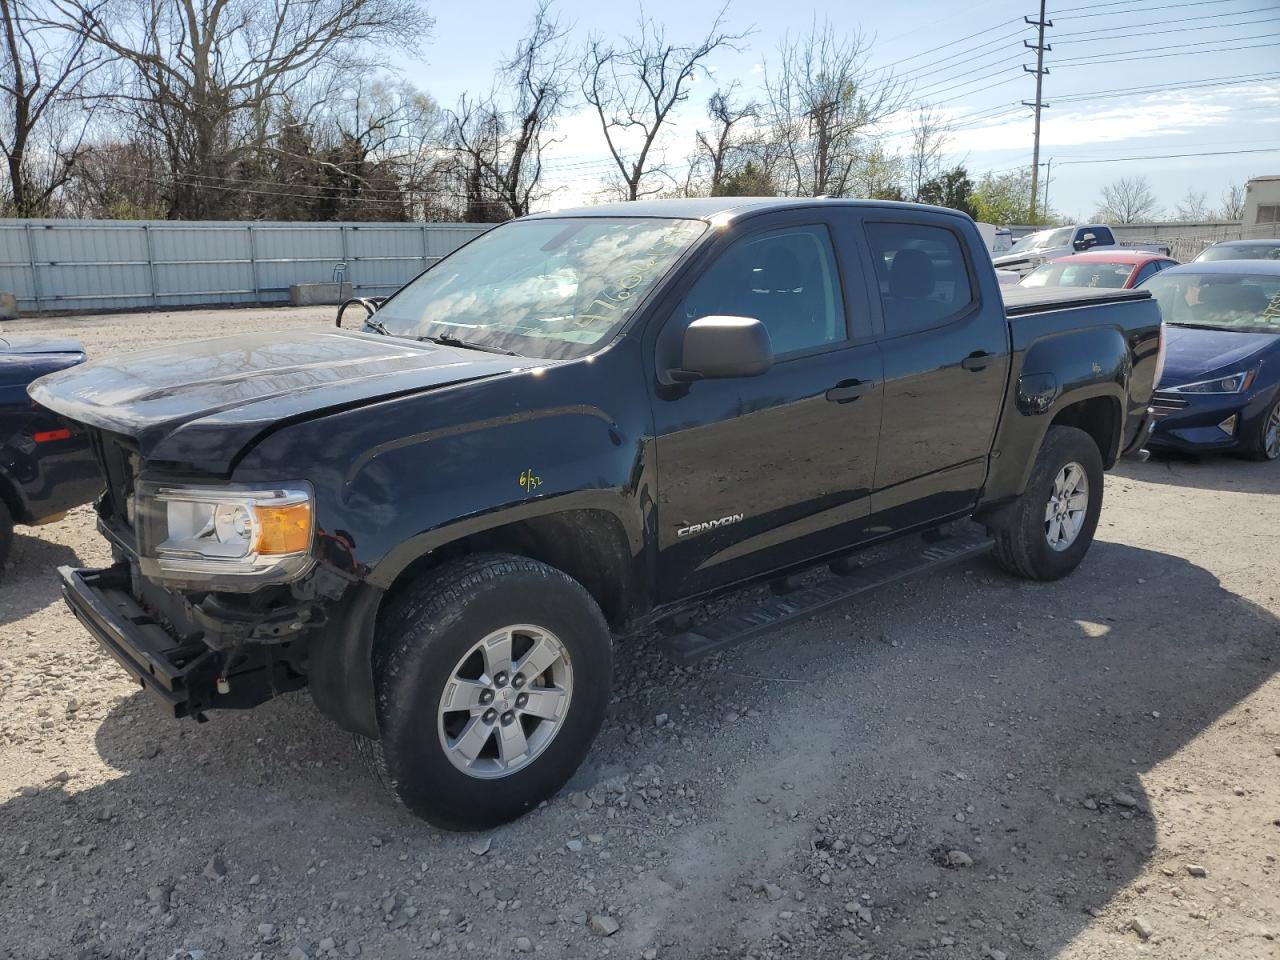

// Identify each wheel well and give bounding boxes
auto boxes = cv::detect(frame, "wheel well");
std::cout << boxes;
[1050,396,1120,468]
[378,509,636,630]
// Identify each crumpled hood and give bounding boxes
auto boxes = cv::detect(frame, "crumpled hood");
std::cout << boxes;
[29,329,535,471]
[1159,324,1279,388]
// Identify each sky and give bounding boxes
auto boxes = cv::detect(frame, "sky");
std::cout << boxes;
[393,0,1280,220]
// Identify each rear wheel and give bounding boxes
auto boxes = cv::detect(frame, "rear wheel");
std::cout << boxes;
[991,425,1104,581]
[362,553,612,830]
[1244,394,1280,461]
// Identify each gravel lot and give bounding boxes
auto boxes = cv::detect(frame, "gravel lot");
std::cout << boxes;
[1,306,1277,960]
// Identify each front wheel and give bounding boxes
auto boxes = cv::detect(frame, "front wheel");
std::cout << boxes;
[991,425,1104,581]
[1244,394,1280,461]
[363,553,612,830]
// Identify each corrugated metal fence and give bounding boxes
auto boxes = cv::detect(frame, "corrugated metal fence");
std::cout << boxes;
[0,219,491,314]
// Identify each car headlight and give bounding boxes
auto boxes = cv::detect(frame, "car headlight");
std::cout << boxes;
[1167,370,1257,394]
[134,482,314,586]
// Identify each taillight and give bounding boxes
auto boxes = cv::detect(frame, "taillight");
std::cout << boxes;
[33,428,72,443]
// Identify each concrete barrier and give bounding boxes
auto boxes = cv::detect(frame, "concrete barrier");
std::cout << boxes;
[289,282,353,306]
[0,291,17,320]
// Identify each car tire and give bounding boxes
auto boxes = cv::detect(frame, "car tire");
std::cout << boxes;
[0,498,13,573]
[362,553,612,830]
[991,425,1104,581]
[1244,393,1280,462]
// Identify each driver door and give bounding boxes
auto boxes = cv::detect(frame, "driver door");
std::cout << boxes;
[650,213,884,601]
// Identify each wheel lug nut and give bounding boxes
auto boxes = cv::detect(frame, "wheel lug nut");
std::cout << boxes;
[494,672,508,686]
[501,711,515,726]
[512,673,525,689]
[482,708,497,724]
[479,690,494,705]
[516,692,528,709]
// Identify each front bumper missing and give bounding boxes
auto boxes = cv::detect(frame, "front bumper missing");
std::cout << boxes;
[58,564,217,718]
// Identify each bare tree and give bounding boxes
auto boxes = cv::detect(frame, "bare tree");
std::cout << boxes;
[689,84,757,196]
[904,105,948,203]
[1174,188,1209,223]
[1217,182,1246,221]
[0,0,103,214]
[48,0,433,219]
[762,20,905,197]
[450,0,572,220]
[582,6,747,201]
[1094,176,1160,224]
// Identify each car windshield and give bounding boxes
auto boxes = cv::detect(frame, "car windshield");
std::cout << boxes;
[1195,243,1280,262]
[1008,226,1074,254]
[1022,260,1132,289]
[1140,271,1280,333]
[373,217,707,360]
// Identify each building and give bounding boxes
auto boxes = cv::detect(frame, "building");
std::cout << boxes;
[1244,175,1280,238]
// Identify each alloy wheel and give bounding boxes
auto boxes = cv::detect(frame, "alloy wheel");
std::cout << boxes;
[1044,462,1089,552]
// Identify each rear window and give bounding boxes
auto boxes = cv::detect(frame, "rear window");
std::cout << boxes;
[1195,243,1280,262]
[1022,261,1133,289]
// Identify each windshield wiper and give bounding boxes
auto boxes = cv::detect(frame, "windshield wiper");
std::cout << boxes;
[417,334,518,356]
[364,316,392,336]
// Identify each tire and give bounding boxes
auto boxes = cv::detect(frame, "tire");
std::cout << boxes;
[0,498,13,573]
[991,425,1104,581]
[364,553,612,830]
[1244,393,1280,462]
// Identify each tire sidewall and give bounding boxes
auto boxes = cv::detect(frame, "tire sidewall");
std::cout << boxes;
[1250,393,1280,461]
[1021,429,1105,579]
[375,560,612,829]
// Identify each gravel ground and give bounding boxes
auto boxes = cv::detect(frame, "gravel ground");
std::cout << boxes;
[1,306,1277,960]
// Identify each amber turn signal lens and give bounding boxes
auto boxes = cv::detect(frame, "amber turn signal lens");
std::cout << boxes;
[254,501,312,555]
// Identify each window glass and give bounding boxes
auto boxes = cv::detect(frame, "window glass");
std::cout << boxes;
[865,222,975,335]
[1141,271,1280,334]
[1091,227,1115,246]
[1022,261,1132,289]
[376,217,706,360]
[1131,262,1161,286]
[677,225,846,356]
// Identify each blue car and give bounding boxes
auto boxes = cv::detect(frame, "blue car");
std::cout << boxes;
[0,335,104,568]
[1139,260,1280,460]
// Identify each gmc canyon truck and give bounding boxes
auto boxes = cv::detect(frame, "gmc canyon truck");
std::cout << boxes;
[33,198,1164,830]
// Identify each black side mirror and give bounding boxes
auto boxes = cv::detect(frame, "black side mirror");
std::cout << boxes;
[1073,233,1098,252]
[673,316,772,381]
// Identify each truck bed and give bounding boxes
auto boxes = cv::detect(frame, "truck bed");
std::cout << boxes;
[1002,285,1152,317]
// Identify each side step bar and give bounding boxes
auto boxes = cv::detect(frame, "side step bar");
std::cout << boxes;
[658,527,993,665]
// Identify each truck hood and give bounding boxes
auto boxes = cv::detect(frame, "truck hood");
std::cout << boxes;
[1158,324,1280,388]
[29,329,534,471]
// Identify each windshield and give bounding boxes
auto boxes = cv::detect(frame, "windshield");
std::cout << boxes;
[1195,243,1280,263]
[1022,260,1133,289]
[1140,271,1280,333]
[374,217,707,360]
[1008,226,1074,255]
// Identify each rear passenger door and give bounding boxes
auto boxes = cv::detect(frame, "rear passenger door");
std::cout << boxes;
[860,216,1010,528]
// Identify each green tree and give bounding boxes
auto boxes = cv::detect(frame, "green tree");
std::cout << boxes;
[972,167,1053,225]
[718,161,778,197]
[919,165,976,218]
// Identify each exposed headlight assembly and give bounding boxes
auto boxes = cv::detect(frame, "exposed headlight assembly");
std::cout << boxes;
[134,482,314,586]
[1168,369,1256,394]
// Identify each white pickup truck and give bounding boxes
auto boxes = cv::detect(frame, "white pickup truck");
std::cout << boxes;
[992,224,1171,277]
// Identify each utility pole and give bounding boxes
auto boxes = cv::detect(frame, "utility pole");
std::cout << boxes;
[1023,0,1052,223]
[1041,156,1054,217]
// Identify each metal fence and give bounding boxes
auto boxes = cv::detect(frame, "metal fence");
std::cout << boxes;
[0,219,492,314]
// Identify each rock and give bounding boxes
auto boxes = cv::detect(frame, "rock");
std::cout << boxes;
[985,950,1008,960]
[856,831,876,847]
[566,839,583,853]
[202,855,227,880]
[318,938,336,952]
[1130,917,1154,941]
[514,936,533,953]
[654,714,668,727]
[51,770,71,783]
[469,838,492,857]
[288,949,308,960]
[947,850,973,868]
[495,887,516,902]
[642,950,658,960]
[1186,863,1207,878]
[570,792,592,811]
[763,883,784,902]
[65,699,80,714]
[1082,798,1098,811]
[1233,786,1245,797]
[589,915,620,937]
[344,940,362,957]
[258,923,276,940]
[1113,792,1138,808]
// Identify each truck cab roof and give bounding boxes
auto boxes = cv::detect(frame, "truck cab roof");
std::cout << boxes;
[526,196,973,223]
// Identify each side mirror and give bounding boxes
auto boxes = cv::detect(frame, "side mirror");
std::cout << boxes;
[1074,232,1098,252]
[674,315,772,381]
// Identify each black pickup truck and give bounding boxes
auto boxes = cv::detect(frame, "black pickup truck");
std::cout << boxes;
[33,198,1163,829]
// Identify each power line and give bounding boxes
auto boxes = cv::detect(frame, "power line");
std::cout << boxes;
[1054,147,1280,167]
[1053,8,1278,42]
[1052,30,1280,61]
[1055,38,1280,67]
[1050,0,1262,20]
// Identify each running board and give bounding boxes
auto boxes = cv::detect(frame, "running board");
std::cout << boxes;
[658,527,994,664]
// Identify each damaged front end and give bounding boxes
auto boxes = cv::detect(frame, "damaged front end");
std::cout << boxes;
[61,433,361,721]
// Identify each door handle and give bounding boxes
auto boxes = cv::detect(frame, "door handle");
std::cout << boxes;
[826,379,871,403]
[961,351,995,371]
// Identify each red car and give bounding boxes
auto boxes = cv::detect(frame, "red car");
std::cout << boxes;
[1020,249,1180,290]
